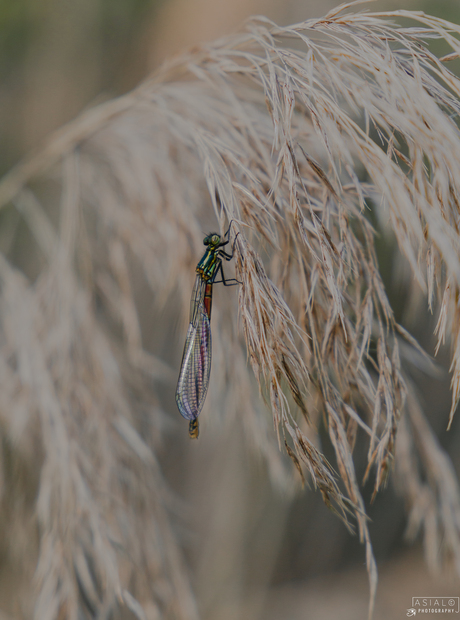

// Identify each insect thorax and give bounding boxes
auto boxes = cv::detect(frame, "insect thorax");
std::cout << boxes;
[196,248,221,281]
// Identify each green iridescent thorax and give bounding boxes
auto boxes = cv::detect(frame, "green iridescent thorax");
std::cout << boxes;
[196,233,222,281]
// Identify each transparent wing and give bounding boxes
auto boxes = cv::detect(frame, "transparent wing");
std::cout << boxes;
[176,277,212,421]
[189,275,206,326]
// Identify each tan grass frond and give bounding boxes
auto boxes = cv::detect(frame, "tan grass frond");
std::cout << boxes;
[396,389,460,575]
[1,2,460,618]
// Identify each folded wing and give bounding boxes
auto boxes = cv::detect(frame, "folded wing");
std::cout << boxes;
[176,277,212,421]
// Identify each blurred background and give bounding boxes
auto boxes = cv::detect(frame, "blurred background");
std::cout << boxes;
[1,1,460,618]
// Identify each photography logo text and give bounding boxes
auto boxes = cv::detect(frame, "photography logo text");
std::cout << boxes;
[407,598,460,615]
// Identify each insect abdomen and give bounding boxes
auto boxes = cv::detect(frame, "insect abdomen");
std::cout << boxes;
[203,283,213,318]
[189,418,199,439]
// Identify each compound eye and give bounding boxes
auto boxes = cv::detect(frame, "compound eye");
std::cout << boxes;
[203,237,210,245]
[211,234,220,245]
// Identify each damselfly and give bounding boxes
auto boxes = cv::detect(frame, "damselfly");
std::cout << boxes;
[176,223,239,439]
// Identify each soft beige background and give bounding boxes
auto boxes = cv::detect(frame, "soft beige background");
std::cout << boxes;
[4,0,459,160]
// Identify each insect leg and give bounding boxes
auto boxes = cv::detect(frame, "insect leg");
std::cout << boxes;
[219,232,240,261]
[218,220,239,250]
[219,250,233,260]
[223,219,235,239]
[212,262,241,286]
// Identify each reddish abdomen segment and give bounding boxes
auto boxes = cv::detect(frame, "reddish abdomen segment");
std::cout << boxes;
[204,283,213,318]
